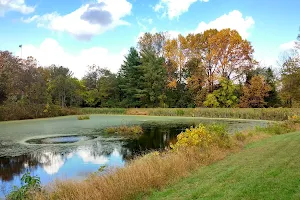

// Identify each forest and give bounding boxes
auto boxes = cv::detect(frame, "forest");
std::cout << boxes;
[0,28,300,120]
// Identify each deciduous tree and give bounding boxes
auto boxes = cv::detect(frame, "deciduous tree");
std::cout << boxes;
[240,75,272,108]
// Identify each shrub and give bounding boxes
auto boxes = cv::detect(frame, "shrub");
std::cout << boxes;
[7,172,41,200]
[77,115,90,120]
[171,125,213,150]
[171,124,234,150]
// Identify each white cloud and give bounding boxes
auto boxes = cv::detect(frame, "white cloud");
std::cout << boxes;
[0,0,34,16]
[137,17,153,30]
[195,10,254,39]
[22,0,132,40]
[254,41,298,68]
[15,38,126,78]
[39,152,65,175]
[254,53,278,67]
[111,149,121,157]
[77,150,109,165]
[141,10,253,41]
[154,0,209,19]
[279,40,296,51]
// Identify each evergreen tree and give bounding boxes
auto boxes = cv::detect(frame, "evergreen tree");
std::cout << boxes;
[139,50,167,107]
[118,47,143,107]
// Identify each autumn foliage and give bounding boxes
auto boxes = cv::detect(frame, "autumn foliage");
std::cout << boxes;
[240,75,272,108]
[1,29,300,121]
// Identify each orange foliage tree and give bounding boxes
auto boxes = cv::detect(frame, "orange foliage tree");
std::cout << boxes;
[240,75,272,108]
[165,29,255,93]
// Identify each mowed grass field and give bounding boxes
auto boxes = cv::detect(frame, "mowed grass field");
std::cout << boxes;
[145,131,300,200]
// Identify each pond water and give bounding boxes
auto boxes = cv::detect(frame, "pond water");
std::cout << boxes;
[0,115,267,197]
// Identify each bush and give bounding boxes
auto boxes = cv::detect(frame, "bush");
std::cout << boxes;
[7,172,41,200]
[171,125,213,150]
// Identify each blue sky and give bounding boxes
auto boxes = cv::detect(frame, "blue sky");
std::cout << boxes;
[0,0,299,77]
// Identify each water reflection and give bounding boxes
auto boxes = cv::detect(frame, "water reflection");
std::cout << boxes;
[39,152,66,175]
[0,141,126,196]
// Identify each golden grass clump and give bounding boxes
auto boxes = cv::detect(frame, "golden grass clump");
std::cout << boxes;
[77,115,90,120]
[105,125,143,136]
[125,108,149,116]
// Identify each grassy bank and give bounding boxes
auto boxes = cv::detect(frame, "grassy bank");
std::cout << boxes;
[79,108,300,121]
[146,131,300,200]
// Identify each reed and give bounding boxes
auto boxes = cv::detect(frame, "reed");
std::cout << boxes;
[78,108,300,121]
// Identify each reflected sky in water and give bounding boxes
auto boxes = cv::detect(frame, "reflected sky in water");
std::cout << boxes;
[0,140,126,196]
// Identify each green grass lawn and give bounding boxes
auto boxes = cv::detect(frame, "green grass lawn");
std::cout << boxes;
[146,132,300,200]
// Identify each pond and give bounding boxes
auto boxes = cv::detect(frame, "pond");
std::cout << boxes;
[0,115,267,197]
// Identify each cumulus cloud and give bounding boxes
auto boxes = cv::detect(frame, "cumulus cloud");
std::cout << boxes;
[77,150,109,165]
[254,41,298,68]
[0,0,34,16]
[154,0,209,19]
[195,10,254,39]
[39,152,65,175]
[80,3,112,25]
[15,38,126,78]
[22,0,132,40]
[279,40,296,51]
[142,10,253,41]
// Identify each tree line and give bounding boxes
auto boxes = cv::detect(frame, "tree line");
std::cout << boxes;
[0,28,299,120]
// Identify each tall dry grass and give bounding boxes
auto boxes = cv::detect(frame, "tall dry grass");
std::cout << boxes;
[33,148,233,200]
[31,132,267,200]
[78,108,300,121]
